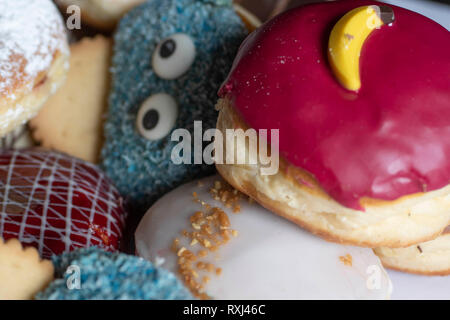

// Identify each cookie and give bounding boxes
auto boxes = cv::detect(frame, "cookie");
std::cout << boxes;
[0,238,54,300]
[30,36,112,163]
[0,0,69,138]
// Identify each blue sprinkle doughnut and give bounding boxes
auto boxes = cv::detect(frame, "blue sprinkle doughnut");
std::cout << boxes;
[100,0,248,213]
[35,248,193,300]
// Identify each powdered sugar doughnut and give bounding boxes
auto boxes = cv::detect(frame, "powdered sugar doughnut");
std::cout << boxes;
[0,124,34,149]
[0,0,69,137]
[135,176,392,299]
[0,149,126,259]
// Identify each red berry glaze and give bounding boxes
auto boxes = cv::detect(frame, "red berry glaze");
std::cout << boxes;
[0,149,126,258]
[219,0,450,210]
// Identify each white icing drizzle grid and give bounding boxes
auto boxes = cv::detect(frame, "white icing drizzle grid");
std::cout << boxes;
[0,0,68,98]
[0,150,126,258]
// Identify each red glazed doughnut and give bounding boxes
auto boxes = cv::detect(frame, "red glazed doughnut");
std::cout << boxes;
[0,149,126,258]
[216,0,450,247]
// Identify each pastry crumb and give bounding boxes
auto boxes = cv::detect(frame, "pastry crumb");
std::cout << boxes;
[210,179,244,213]
[170,180,244,299]
[339,254,353,266]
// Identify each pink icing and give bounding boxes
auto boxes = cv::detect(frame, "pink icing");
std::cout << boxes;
[219,0,450,210]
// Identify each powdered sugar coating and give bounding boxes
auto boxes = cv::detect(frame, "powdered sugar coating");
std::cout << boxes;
[0,149,126,259]
[0,0,68,99]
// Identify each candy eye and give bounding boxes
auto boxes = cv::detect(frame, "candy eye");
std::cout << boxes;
[152,33,196,80]
[136,93,178,141]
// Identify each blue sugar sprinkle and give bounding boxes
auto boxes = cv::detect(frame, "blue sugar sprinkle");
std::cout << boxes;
[35,248,193,300]
[100,0,248,214]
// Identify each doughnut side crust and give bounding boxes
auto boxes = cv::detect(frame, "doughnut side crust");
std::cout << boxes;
[374,229,450,275]
[0,238,54,300]
[56,0,146,30]
[215,98,450,248]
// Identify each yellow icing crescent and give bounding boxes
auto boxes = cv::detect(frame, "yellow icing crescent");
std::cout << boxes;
[328,5,394,91]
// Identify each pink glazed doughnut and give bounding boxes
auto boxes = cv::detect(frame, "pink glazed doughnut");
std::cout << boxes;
[216,0,450,247]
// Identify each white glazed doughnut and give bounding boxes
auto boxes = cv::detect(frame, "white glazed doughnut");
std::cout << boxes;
[135,176,392,299]
[0,0,69,137]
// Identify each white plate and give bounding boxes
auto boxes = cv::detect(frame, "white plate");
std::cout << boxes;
[383,0,449,30]
[388,270,450,300]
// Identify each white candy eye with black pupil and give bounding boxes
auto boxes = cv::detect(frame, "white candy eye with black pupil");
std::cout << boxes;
[152,33,196,80]
[142,109,159,130]
[160,39,176,58]
[136,93,178,141]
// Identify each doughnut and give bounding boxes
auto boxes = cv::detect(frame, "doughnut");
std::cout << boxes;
[216,0,450,247]
[0,124,34,149]
[375,226,450,275]
[30,6,260,166]
[135,176,392,299]
[35,247,193,300]
[100,0,249,213]
[55,0,146,30]
[0,149,126,259]
[233,3,261,32]
[0,0,69,138]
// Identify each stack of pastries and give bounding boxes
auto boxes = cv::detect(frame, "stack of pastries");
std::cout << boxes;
[0,0,449,300]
